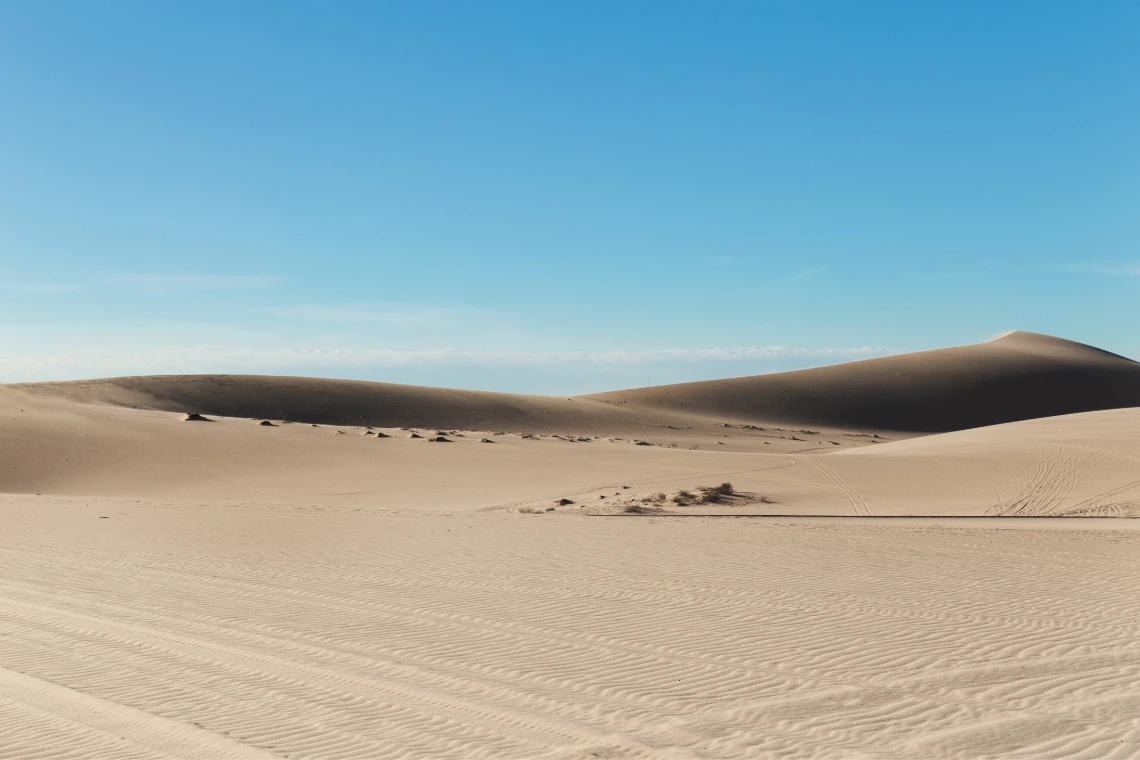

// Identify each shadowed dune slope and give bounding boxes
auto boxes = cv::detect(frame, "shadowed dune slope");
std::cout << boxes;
[9,375,660,435]
[585,331,1140,433]
[11,331,1140,435]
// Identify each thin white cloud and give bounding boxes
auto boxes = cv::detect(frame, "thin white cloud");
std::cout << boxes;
[105,274,285,293]
[785,266,827,283]
[1048,263,1140,276]
[0,344,893,382]
[1,281,85,293]
[264,304,499,327]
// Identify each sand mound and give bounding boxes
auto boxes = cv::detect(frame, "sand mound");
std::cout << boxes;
[11,331,1139,437]
[586,331,1140,433]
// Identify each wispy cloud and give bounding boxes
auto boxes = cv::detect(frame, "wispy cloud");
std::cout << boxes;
[263,304,498,327]
[785,266,827,283]
[105,273,285,293]
[2,274,286,295]
[0,344,894,382]
[1047,263,1140,277]
[1,280,85,293]
[704,255,750,266]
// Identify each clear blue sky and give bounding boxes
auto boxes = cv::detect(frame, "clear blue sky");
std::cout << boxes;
[1,1,1137,392]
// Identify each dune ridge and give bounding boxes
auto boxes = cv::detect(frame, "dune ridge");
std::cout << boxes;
[12,331,1140,438]
[586,331,1140,433]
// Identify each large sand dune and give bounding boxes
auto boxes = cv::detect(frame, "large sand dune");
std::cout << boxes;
[2,330,1139,758]
[587,330,1140,432]
[15,331,1140,436]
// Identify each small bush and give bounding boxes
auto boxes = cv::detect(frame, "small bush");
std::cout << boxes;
[715,482,734,495]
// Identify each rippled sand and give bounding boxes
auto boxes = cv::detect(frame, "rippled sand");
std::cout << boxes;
[2,498,1137,759]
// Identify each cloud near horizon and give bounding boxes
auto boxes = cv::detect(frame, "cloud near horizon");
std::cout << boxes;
[1047,263,1140,277]
[0,344,894,385]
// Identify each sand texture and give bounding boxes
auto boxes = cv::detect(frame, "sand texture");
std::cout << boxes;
[2,331,1139,758]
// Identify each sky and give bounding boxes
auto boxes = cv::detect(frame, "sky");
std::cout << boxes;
[1,1,1137,393]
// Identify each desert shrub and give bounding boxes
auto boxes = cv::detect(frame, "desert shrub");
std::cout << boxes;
[715,482,734,495]
[699,490,721,504]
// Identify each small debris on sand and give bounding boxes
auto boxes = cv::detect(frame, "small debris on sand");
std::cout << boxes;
[259,420,276,427]
[557,498,574,505]
[363,431,374,435]
[184,413,212,422]
[408,433,423,439]
[479,438,494,443]
[634,441,652,446]
[374,432,390,438]
[428,436,452,442]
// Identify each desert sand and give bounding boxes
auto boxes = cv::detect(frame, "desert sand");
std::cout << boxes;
[2,331,1138,758]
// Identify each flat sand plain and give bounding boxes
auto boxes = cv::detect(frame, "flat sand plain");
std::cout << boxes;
[2,500,1137,759]
[2,331,1138,758]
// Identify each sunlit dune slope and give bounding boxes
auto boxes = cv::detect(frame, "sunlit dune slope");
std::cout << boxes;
[585,331,1140,433]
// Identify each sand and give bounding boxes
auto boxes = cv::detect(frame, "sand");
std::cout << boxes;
[2,331,1138,758]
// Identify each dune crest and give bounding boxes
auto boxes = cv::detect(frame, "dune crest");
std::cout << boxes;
[10,331,1140,436]
[586,331,1140,433]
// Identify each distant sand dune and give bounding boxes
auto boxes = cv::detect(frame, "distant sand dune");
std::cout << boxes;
[586,331,1140,432]
[14,331,1140,437]
[3,374,1140,518]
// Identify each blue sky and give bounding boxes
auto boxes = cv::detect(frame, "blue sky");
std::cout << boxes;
[1,1,1137,392]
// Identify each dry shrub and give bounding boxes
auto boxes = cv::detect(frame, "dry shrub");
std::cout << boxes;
[624,504,664,514]
[699,490,721,504]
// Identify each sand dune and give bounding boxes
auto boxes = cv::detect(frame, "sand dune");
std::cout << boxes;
[4,334,1140,515]
[589,330,1140,432]
[5,377,1139,516]
[15,331,1140,438]
[3,330,1139,758]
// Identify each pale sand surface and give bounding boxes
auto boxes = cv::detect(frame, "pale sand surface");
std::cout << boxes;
[3,331,1140,757]
[1,498,1137,759]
